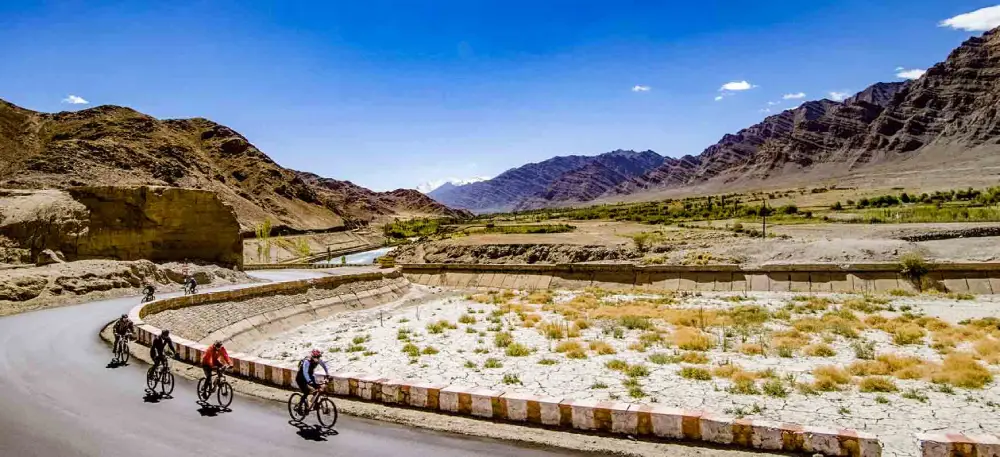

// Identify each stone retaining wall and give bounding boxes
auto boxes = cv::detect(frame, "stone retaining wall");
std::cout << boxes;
[399,263,1000,295]
[143,276,409,350]
[128,272,882,457]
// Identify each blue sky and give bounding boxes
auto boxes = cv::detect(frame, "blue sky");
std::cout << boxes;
[1,1,997,191]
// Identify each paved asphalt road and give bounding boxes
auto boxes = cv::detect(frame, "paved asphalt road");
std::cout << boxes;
[0,269,586,457]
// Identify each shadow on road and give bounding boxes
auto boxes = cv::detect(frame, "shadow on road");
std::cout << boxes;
[196,401,231,417]
[106,360,128,369]
[289,421,338,441]
[143,390,172,403]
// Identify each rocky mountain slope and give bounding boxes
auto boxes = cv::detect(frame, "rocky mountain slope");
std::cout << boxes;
[428,149,664,213]
[615,27,1000,196]
[296,172,470,223]
[0,100,463,232]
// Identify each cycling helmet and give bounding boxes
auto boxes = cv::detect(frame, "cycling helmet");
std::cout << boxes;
[121,313,128,319]
[310,349,322,358]
[213,341,223,349]
[161,329,170,337]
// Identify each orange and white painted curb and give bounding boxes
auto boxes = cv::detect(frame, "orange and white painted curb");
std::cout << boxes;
[128,272,883,457]
[918,433,1000,457]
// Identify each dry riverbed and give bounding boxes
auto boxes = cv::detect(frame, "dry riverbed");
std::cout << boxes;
[247,287,1000,457]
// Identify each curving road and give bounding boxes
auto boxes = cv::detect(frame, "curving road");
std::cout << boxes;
[0,270,583,457]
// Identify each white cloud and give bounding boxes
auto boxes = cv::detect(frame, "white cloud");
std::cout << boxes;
[939,5,1000,31]
[767,101,781,106]
[631,85,651,92]
[782,92,806,100]
[896,68,926,80]
[828,91,850,101]
[61,95,89,104]
[758,108,771,113]
[416,176,491,194]
[719,80,755,91]
[714,95,724,101]
[895,66,905,71]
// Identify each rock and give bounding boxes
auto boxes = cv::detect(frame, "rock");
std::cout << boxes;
[36,249,65,266]
[0,187,243,268]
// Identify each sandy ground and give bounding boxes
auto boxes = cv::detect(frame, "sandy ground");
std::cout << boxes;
[100,324,778,457]
[248,289,1000,457]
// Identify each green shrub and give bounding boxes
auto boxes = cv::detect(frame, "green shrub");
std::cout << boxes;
[505,343,531,357]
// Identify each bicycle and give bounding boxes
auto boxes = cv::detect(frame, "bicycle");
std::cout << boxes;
[112,333,132,364]
[146,352,176,396]
[197,366,234,408]
[141,290,156,303]
[184,281,197,295]
[287,381,338,429]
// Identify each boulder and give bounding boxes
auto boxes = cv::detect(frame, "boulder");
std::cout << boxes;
[36,249,65,266]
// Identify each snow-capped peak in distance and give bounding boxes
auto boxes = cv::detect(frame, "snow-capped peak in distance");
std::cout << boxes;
[416,176,491,194]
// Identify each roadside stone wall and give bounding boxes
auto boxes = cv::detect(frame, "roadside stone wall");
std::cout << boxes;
[399,262,1000,295]
[144,277,403,342]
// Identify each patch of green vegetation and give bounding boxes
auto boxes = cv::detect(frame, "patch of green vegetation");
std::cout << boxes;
[537,358,559,365]
[503,373,522,385]
[483,358,503,369]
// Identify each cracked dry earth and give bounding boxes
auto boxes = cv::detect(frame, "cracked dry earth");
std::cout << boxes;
[246,288,1000,457]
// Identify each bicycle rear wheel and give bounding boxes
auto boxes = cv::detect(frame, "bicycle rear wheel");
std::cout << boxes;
[316,397,338,429]
[196,378,209,401]
[287,393,307,421]
[217,381,233,409]
[160,371,175,396]
[146,367,158,390]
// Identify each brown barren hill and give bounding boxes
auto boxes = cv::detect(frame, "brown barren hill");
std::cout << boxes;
[613,27,1000,199]
[0,100,464,231]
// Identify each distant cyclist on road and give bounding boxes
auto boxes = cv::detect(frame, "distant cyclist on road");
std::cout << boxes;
[295,349,329,411]
[150,329,177,372]
[184,274,197,294]
[201,341,233,397]
[113,313,135,348]
[142,282,156,301]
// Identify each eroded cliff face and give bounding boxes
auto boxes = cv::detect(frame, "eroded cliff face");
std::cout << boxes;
[0,186,243,267]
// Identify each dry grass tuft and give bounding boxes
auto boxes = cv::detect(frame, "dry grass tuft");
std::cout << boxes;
[803,343,836,357]
[673,327,714,351]
[555,340,583,353]
[859,376,898,393]
[679,366,712,380]
[526,290,554,304]
[589,341,617,355]
[812,365,850,391]
[930,353,993,388]
[893,324,926,345]
[739,343,765,356]
[974,337,1000,364]
[573,318,591,330]
[520,313,542,328]
[539,321,565,340]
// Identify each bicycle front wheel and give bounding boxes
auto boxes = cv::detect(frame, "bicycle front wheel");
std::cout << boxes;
[119,344,130,364]
[160,371,175,396]
[316,397,338,429]
[217,382,233,409]
[287,393,306,421]
[146,367,158,390]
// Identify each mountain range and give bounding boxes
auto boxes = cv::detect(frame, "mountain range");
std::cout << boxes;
[430,26,1000,213]
[0,100,466,232]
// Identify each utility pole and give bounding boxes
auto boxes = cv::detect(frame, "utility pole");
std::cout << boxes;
[762,199,767,238]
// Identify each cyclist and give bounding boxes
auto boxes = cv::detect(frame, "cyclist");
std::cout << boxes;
[184,274,197,294]
[200,341,233,398]
[113,313,135,349]
[295,349,329,411]
[150,329,176,373]
[142,282,156,301]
